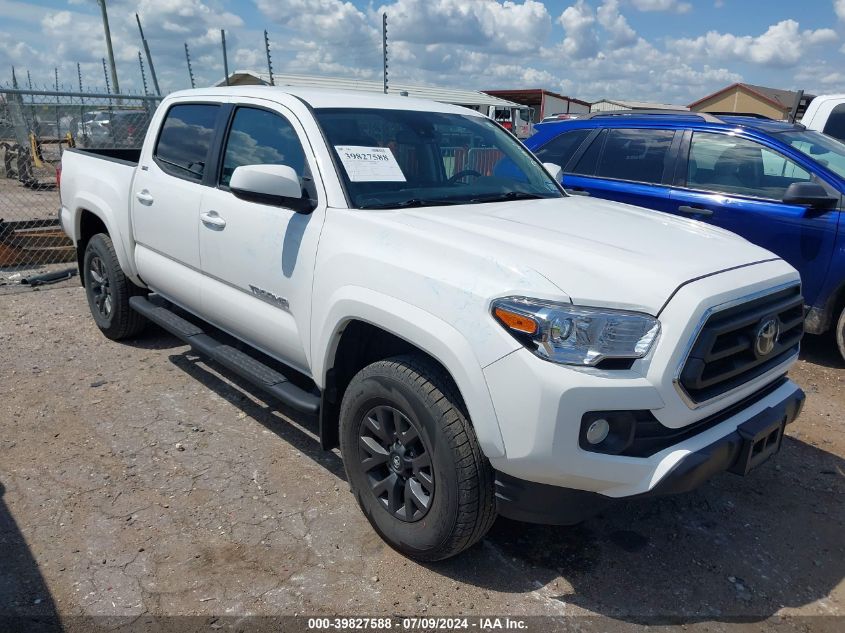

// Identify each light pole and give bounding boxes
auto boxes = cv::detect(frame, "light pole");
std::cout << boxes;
[96,0,120,95]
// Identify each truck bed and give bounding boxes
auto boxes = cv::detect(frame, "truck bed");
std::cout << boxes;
[65,147,141,165]
[59,145,140,251]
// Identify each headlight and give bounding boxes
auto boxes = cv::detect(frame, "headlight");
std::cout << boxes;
[491,297,660,366]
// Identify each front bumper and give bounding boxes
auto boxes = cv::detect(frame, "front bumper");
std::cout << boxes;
[494,383,804,524]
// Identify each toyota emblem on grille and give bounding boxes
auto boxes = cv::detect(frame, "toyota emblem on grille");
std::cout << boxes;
[754,317,780,358]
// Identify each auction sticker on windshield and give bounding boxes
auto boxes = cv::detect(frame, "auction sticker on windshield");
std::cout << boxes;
[335,146,406,182]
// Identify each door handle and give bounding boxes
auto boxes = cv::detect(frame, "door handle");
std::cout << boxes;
[135,190,154,205]
[677,205,713,217]
[200,210,226,230]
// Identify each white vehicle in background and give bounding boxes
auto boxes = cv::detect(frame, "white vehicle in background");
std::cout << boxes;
[484,105,534,138]
[800,94,845,142]
[59,86,805,560]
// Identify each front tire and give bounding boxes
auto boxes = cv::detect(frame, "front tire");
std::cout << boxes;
[836,305,845,363]
[83,233,146,340]
[339,356,496,561]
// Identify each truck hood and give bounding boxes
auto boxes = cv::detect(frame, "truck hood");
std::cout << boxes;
[397,196,778,315]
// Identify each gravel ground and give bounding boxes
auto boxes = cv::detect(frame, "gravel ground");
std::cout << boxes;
[0,284,842,632]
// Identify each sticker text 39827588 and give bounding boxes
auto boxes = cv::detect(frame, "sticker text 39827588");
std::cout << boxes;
[334,146,406,182]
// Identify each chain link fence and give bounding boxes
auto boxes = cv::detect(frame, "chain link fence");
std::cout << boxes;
[0,86,160,292]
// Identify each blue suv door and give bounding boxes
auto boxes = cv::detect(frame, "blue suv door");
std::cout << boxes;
[668,130,840,306]
[556,127,682,214]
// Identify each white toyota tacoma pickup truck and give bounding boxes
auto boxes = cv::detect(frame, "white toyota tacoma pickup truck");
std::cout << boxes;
[59,87,805,560]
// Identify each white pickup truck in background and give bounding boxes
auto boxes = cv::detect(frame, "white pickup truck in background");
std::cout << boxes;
[59,87,805,560]
[801,94,845,142]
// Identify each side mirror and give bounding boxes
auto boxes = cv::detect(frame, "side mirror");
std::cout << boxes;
[542,162,562,181]
[229,164,314,213]
[782,181,838,210]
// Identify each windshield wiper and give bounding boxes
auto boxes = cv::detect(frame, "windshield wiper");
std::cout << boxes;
[360,198,460,209]
[467,191,552,204]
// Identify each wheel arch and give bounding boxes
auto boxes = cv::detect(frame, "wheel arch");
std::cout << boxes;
[805,276,845,336]
[314,290,506,459]
[76,209,109,286]
[72,198,141,287]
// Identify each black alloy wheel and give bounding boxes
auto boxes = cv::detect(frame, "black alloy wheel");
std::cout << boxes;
[87,255,113,319]
[359,404,434,522]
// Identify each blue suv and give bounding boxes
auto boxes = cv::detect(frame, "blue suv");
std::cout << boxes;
[524,111,845,361]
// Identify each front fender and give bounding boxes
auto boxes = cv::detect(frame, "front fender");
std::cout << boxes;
[313,286,511,459]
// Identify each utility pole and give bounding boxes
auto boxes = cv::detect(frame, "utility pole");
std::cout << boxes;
[96,0,120,95]
[184,43,196,89]
[221,30,230,86]
[135,14,161,96]
[382,13,388,94]
[264,30,274,85]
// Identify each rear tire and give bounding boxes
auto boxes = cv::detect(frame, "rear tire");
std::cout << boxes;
[83,233,146,340]
[339,355,496,561]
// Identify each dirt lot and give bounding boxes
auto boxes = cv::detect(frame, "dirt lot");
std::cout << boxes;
[1,284,843,632]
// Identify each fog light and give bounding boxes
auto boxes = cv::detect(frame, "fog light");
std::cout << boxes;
[585,418,610,445]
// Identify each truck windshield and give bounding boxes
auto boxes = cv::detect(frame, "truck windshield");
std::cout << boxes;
[776,129,845,179]
[315,108,563,209]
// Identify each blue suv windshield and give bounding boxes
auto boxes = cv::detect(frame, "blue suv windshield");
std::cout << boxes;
[315,108,563,209]
[776,129,845,179]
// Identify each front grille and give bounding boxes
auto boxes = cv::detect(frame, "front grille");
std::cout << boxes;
[678,285,803,404]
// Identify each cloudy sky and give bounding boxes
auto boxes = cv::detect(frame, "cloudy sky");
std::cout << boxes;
[2,0,844,105]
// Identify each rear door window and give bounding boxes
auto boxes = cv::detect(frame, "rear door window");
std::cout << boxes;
[595,129,675,184]
[534,129,592,171]
[823,103,845,143]
[571,129,606,176]
[686,132,812,200]
[154,104,220,182]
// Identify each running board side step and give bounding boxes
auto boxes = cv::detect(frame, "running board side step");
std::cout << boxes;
[129,296,320,415]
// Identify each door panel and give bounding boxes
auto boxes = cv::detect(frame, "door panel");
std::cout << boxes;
[670,131,839,306]
[132,103,220,309]
[562,174,679,212]
[198,102,325,373]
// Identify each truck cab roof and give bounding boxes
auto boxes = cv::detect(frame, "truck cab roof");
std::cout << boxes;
[165,86,485,116]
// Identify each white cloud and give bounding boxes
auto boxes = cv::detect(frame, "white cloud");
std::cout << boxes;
[378,0,551,53]
[598,0,638,48]
[561,36,741,103]
[3,0,845,106]
[670,20,837,67]
[0,0,248,92]
[836,0,845,21]
[558,0,599,59]
[255,0,379,77]
[630,0,691,13]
